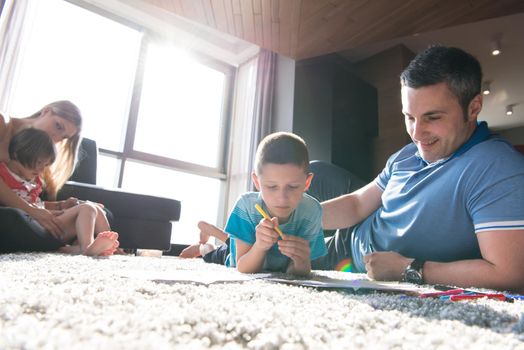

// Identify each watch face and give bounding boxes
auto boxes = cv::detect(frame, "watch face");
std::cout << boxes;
[405,269,423,284]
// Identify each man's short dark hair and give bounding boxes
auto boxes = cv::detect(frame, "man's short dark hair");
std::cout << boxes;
[400,46,482,118]
[255,132,309,175]
[9,128,56,169]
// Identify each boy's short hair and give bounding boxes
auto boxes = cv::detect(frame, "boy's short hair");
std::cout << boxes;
[9,128,56,169]
[254,132,309,175]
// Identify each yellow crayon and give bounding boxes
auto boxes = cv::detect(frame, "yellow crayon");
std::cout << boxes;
[254,203,285,239]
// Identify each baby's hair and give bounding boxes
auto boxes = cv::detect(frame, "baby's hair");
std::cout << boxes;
[9,128,56,169]
[254,132,309,175]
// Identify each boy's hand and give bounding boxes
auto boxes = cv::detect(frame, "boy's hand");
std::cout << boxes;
[254,217,280,251]
[278,235,311,275]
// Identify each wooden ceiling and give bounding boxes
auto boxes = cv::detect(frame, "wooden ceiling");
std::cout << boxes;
[141,0,524,60]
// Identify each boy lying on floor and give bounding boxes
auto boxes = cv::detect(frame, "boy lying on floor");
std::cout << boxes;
[180,132,327,276]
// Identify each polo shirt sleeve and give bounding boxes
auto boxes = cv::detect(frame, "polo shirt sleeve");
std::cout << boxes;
[376,151,398,190]
[470,174,524,233]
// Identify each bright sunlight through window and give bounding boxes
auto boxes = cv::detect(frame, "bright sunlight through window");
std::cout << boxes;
[134,43,226,168]
[6,0,233,245]
[8,0,141,152]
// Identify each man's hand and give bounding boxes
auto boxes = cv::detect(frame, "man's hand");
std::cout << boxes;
[28,207,65,240]
[363,251,411,281]
[254,217,280,251]
[278,235,311,275]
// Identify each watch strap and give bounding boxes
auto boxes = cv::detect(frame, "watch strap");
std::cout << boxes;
[403,258,425,284]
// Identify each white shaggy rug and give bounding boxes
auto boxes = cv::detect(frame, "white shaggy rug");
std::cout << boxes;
[1,253,524,349]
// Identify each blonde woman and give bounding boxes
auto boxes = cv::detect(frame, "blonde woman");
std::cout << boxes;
[0,100,82,238]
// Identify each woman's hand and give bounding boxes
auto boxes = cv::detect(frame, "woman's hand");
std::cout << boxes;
[28,206,66,240]
[61,197,80,209]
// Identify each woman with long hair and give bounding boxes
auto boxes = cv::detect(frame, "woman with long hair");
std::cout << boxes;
[0,100,82,237]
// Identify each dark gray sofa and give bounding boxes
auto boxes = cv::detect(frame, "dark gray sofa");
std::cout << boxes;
[0,138,181,253]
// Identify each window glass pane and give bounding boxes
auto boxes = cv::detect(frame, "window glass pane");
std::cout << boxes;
[122,160,221,244]
[8,0,141,152]
[134,42,226,168]
[96,154,121,188]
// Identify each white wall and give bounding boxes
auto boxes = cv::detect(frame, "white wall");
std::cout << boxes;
[499,126,524,145]
[272,54,295,132]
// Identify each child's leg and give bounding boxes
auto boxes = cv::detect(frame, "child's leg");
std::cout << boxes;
[198,221,228,243]
[54,205,93,247]
[202,239,230,265]
[90,204,124,255]
[55,203,116,256]
[92,205,111,234]
[72,203,98,252]
[179,243,215,258]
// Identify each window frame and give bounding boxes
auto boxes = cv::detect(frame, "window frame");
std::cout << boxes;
[66,0,236,228]
[66,0,235,187]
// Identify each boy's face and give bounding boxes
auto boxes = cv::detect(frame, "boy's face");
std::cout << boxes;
[9,157,53,181]
[252,163,313,223]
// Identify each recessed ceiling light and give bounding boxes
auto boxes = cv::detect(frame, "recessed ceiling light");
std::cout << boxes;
[482,81,491,95]
[491,39,502,56]
[506,105,513,116]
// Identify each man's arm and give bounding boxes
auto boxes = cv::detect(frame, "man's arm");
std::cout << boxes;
[427,229,524,292]
[322,182,383,230]
[364,229,524,293]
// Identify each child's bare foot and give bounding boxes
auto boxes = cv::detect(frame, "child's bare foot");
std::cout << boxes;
[179,243,201,258]
[84,231,119,256]
[100,238,120,256]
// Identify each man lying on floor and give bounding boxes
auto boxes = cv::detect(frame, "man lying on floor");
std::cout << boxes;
[314,46,524,293]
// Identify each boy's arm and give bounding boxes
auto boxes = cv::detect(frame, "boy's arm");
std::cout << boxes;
[278,235,311,276]
[236,217,280,273]
[235,239,269,273]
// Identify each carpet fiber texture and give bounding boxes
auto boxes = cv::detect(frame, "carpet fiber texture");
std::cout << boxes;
[1,253,524,349]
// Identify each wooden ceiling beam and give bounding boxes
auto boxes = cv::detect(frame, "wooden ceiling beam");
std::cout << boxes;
[141,0,524,59]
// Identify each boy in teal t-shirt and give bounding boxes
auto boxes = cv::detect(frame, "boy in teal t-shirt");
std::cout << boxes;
[181,132,326,275]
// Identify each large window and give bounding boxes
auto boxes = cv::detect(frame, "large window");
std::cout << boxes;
[6,0,234,244]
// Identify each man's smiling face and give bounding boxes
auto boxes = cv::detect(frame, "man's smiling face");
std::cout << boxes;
[402,82,481,163]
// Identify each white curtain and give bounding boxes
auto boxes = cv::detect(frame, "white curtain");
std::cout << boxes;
[0,0,33,113]
[223,49,276,223]
[247,49,276,189]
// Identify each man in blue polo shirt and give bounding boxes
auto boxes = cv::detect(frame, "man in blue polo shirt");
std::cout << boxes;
[316,46,524,293]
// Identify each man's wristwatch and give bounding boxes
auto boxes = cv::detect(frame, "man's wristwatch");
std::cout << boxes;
[402,259,425,284]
